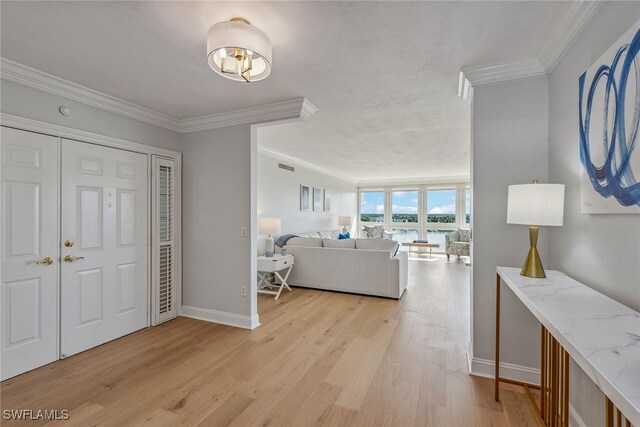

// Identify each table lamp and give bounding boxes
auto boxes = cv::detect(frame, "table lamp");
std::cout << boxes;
[507,181,564,278]
[339,216,352,234]
[259,217,281,257]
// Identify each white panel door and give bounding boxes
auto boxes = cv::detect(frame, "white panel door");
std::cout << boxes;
[1,127,59,380]
[60,140,148,357]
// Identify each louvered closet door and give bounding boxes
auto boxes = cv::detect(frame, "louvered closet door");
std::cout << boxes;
[60,140,148,357]
[153,157,177,324]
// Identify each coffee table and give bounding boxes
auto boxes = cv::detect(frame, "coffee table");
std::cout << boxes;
[401,242,440,260]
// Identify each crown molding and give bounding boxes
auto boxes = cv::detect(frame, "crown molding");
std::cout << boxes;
[179,98,317,133]
[459,57,546,89]
[0,58,181,132]
[537,0,604,73]
[458,1,603,93]
[357,175,470,187]
[257,146,357,184]
[0,58,318,134]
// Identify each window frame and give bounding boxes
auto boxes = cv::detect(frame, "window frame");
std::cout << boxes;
[358,189,386,226]
[357,183,470,252]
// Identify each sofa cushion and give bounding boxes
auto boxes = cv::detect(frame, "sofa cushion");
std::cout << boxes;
[318,230,335,239]
[338,232,350,239]
[355,238,399,257]
[287,237,323,247]
[323,238,356,249]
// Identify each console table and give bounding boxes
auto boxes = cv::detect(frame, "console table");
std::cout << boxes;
[495,267,639,427]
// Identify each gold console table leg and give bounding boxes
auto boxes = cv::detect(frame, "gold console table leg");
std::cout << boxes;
[606,396,633,427]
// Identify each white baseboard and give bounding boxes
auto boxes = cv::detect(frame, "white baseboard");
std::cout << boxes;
[181,305,260,330]
[569,403,587,427]
[467,344,586,426]
[469,357,541,385]
[467,341,540,385]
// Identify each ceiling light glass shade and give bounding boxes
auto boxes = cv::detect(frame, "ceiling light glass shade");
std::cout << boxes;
[207,19,272,83]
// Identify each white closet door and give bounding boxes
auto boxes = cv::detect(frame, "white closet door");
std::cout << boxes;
[152,157,177,324]
[1,127,59,380]
[60,140,148,357]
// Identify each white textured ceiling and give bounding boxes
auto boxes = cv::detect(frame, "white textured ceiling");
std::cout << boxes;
[0,1,570,182]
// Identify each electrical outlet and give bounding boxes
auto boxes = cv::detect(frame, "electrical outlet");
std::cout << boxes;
[241,286,246,297]
[241,226,247,237]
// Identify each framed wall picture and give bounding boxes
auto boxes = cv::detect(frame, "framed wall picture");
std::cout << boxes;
[313,187,323,212]
[300,185,310,211]
[579,19,640,214]
[324,190,331,212]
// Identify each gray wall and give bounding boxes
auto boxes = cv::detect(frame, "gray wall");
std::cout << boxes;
[181,125,258,323]
[257,150,357,254]
[471,77,549,368]
[547,3,640,424]
[548,2,640,312]
[1,80,181,152]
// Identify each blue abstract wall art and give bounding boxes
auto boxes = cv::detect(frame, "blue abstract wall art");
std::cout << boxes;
[579,20,640,214]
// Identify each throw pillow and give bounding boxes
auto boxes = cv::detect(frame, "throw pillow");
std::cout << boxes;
[338,232,350,239]
[363,225,385,239]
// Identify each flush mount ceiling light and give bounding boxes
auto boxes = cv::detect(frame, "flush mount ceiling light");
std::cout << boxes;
[207,17,272,83]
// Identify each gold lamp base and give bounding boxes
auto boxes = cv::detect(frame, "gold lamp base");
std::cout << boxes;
[520,226,546,278]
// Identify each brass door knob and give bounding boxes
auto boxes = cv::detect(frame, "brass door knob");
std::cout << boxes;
[36,256,54,265]
[64,255,85,263]
[64,240,74,247]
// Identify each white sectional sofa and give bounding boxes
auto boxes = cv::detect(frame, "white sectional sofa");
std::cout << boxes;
[284,235,408,299]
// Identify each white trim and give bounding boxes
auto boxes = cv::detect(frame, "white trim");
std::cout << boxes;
[569,404,588,427]
[181,305,260,330]
[460,57,546,88]
[0,113,181,158]
[299,99,319,121]
[537,1,604,73]
[1,58,318,134]
[0,58,180,132]
[569,402,587,427]
[180,98,317,133]
[258,146,357,184]
[458,2,603,89]
[466,340,474,373]
[469,356,540,386]
[357,175,470,187]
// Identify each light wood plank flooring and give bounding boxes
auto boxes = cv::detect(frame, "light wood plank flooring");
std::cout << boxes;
[1,255,538,426]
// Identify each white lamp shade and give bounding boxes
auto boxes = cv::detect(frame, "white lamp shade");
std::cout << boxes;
[259,217,281,235]
[207,20,272,82]
[339,216,352,227]
[507,183,565,226]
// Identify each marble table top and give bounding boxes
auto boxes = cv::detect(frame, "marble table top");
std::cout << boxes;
[497,267,640,425]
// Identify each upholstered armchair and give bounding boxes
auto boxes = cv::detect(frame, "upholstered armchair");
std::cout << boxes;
[445,229,471,260]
